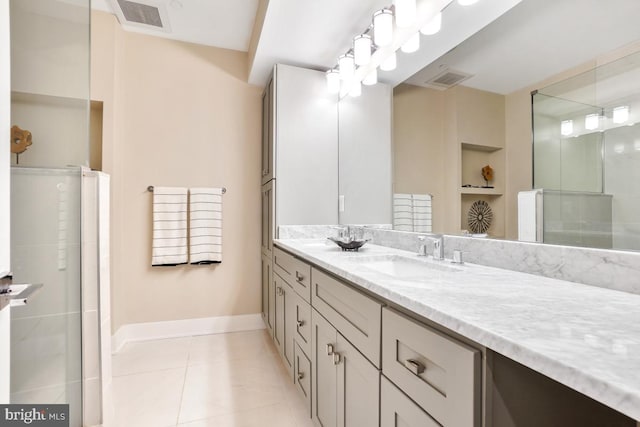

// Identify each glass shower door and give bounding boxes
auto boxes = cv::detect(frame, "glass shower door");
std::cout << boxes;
[9,0,90,425]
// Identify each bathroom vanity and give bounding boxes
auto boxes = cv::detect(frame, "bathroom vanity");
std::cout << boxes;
[266,238,640,427]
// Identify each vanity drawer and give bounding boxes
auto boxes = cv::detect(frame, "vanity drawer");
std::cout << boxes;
[311,267,382,367]
[381,376,440,427]
[294,292,312,356]
[274,247,312,302]
[294,342,312,417]
[382,308,481,427]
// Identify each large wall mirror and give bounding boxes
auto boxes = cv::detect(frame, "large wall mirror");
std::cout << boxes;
[338,0,640,252]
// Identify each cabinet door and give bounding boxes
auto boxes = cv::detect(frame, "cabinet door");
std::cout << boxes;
[381,376,440,427]
[261,76,274,185]
[294,342,312,417]
[312,309,337,427]
[261,181,274,256]
[261,253,273,337]
[274,273,295,375]
[336,333,380,427]
[294,292,312,356]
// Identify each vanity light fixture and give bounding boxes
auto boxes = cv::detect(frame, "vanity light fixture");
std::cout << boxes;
[613,106,629,124]
[458,0,478,5]
[561,119,573,136]
[338,53,355,81]
[373,9,394,47]
[394,0,417,28]
[584,113,600,131]
[326,69,340,94]
[353,34,372,66]
[363,68,378,86]
[380,51,397,71]
[349,80,362,97]
[420,12,442,35]
[401,32,420,53]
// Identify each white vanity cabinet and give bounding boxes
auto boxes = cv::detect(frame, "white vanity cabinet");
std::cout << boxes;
[311,308,380,427]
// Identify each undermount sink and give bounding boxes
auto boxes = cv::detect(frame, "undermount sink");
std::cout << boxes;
[345,254,463,278]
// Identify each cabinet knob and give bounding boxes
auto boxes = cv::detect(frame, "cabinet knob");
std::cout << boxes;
[326,343,334,356]
[295,271,304,282]
[333,353,341,365]
[297,320,305,327]
[404,359,425,376]
[297,372,305,381]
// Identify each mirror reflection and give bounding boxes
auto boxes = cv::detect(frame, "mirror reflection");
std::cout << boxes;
[338,0,640,251]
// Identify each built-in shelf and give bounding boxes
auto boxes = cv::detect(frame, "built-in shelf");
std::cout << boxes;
[461,142,503,152]
[460,187,503,196]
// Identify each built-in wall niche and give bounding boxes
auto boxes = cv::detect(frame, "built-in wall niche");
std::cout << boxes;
[10,91,89,168]
[90,101,103,171]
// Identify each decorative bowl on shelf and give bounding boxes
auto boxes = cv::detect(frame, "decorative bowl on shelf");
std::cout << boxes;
[327,236,370,252]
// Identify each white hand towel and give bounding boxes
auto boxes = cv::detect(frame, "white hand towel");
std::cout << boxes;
[152,187,188,266]
[189,187,223,264]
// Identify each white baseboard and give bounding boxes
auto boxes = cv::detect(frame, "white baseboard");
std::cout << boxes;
[112,313,265,353]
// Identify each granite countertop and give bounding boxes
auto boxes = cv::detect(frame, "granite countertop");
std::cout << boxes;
[275,238,640,421]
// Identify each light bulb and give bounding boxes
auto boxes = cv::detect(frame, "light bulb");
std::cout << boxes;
[373,9,393,47]
[584,114,600,131]
[326,69,340,94]
[338,54,355,81]
[561,120,573,136]
[458,0,478,5]
[363,68,378,86]
[401,32,420,53]
[353,35,372,66]
[420,12,442,35]
[613,106,629,124]
[349,80,362,97]
[394,0,416,28]
[380,51,397,71]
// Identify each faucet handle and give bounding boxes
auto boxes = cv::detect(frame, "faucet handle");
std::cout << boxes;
[452,250,463,264]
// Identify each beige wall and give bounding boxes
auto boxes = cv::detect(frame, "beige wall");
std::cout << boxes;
[91,12,262,332]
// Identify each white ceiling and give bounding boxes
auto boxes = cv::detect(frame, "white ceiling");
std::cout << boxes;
[92,0,259,52]
[406,0,640,94]
[91,0,640,93]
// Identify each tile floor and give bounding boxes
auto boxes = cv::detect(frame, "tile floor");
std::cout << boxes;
[111,329,315,427]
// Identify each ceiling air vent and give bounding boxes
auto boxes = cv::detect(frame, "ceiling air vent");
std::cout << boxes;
[111,0,171,32]
[425,69,473,90]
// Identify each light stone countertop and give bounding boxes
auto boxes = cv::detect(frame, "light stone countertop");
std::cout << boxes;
[275,238,640,421]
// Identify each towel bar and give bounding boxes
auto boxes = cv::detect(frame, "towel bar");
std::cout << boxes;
[147,185,226,194]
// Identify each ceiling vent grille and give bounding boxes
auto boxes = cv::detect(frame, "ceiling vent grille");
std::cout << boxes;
[111,0,171,32]
[425,69,473,89]
[117,0,163,27]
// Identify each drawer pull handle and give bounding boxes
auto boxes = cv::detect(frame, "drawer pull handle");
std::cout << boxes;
[297,320,305,327]
[298,372,305,381]
[333,353,341,365]
[404,359,425,376]
[295,271,304,282]
[326,343,334,356]
[277,287,284,296]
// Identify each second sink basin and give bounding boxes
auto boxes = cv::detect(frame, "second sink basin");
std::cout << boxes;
[345,254,463,279]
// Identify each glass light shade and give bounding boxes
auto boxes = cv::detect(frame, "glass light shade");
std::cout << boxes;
[363,68,378,86]
[349,80,362,97]
[613,106,629,123]
[401,32,420,53]
[394,0,416,28]
[380,51,397,71]
[338,54,355,81]
[326,69,340,94]
[584,113,600,131]
[420,12,442,35]
[353,35,372,66]
[458,0,478,5]
[373,9,393,47]
[560,120,573,136]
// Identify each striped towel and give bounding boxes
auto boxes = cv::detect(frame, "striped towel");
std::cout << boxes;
[393,193,432,233]
[152,187,188,266]
[189,187,223,264]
